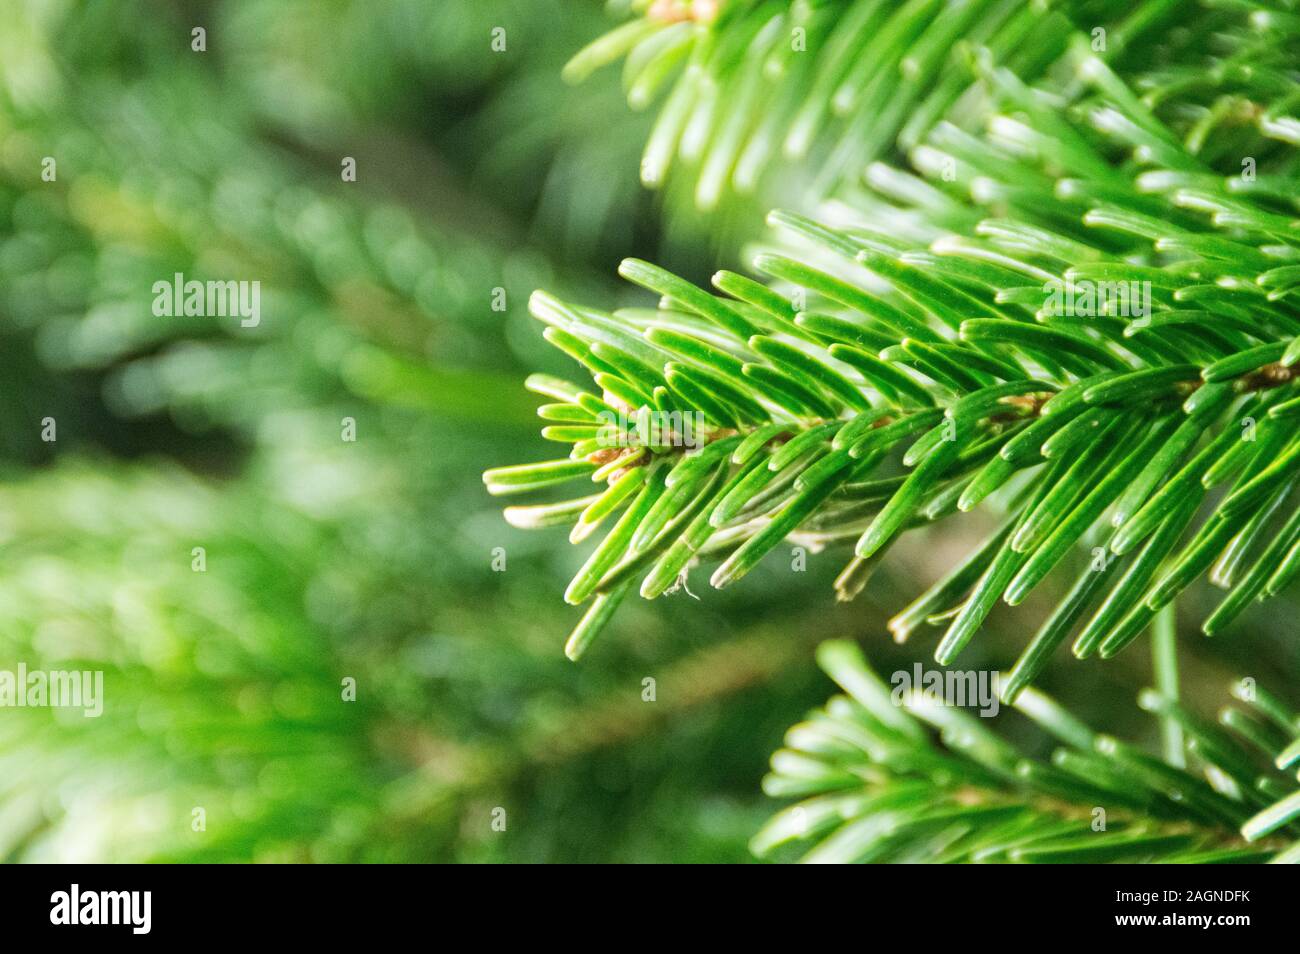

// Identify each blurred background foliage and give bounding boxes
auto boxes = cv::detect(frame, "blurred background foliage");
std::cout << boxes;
[0,0,1294,862]
[0,0,825,863]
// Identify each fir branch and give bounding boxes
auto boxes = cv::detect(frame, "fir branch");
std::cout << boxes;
[489,0,1300,677]
[563,0,1297,210]
[752,640,1300,863]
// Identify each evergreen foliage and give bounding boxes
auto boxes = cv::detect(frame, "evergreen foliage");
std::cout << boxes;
[488,0,1300,863]
[490,0,1300,680]
[4,0,1299,866]
[1,0,811,863]
[753,640,1300,863]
